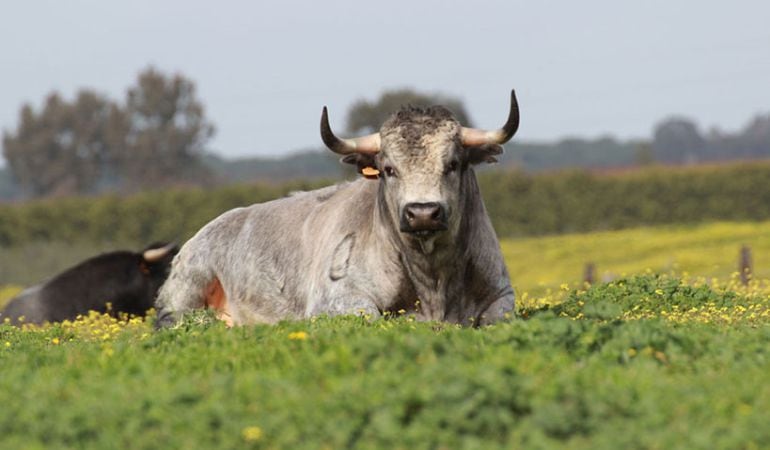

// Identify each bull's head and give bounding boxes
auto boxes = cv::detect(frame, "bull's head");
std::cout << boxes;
[321,90,519,249]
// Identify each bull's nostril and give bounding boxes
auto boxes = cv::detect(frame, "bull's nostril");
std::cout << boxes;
[400,203,448,233]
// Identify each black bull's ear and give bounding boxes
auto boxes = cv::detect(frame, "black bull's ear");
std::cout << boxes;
[341,154,379,180]
[465,143,504,165]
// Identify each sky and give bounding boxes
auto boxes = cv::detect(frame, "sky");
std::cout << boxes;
[1,0,769,159]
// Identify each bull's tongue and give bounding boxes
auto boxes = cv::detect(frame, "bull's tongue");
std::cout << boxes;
[403,229,449,255]
[416,233,439,254]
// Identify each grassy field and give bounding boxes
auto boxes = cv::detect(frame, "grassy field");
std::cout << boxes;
[2,221,770,448]
[1,275,769,449]
[504,220,770,296]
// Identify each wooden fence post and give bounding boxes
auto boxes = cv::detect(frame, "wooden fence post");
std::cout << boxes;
[583,262,596,285]
[739,245,752,286]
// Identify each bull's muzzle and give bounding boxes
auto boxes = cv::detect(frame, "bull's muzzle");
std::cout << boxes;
[400,202,448,235]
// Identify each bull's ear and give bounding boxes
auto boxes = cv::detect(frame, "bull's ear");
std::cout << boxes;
[466,144,504,165]
[341,154,379,180]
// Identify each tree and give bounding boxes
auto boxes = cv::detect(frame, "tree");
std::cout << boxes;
[118,67,215,190]
[346,88,473,134]
[2,91,120,197]
[652,117,705,163]
[740,114,770,156]
[2,68,216,197]
[634,142,655,166]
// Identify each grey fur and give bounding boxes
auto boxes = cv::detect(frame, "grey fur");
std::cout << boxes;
[155,107,515,327]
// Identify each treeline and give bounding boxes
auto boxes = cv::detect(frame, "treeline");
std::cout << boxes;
[1,162,769,247]
[501,137,641,171]
[6,71,770,202]
[652,115,770,164]
[2,68,214,198]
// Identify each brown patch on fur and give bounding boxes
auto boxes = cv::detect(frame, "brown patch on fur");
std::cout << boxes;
[204,277,233,327]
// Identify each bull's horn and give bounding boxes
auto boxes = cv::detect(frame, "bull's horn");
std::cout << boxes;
[320,106,381,155]
[143,242,176,263]
[460,89,520,147]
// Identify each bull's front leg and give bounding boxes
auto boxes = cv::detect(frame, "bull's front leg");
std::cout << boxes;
[477,291,515,326]
[476,262,516,326]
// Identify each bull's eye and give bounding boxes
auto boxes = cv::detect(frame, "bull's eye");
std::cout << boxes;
[384,166,397,178]
[445,160,459,174]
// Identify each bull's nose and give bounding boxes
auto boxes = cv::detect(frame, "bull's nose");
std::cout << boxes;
[400,202,448,233]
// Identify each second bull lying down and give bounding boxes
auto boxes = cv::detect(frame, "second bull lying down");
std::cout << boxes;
[155,90,520,327]
[2,242,178,325]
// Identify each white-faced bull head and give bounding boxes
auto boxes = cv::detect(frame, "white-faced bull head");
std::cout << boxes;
[321,90,519,249]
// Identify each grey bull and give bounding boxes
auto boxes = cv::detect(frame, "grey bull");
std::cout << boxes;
[155,90,520,327]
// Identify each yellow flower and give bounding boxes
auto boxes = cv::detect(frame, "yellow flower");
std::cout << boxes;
[288,331,308,341]
[51,337,60,345]
[4,341,10,348]
[242,426,263,442]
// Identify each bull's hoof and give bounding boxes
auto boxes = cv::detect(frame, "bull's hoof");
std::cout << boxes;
[153,309,179,330]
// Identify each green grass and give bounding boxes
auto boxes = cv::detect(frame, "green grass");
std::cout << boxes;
[3,222,770,448]
[1,275,770,449]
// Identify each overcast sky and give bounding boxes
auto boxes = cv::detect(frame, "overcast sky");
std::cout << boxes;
[1,0,769,159]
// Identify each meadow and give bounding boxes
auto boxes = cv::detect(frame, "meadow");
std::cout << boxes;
[504,220,770,296]
[2,220,770,448]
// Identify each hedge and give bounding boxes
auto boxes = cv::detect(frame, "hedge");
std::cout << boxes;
[1,162,769,247]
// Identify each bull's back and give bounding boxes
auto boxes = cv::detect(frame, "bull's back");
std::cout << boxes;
[156,180,379,326]
[207,181,372,265]
[1,286,45,325]
[191,181,375,320]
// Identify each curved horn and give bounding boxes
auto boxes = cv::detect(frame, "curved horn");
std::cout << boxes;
[460,89,520,147]
[320,106,381,155]
[143,242,176,263]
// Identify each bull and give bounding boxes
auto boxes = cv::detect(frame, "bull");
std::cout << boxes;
[155,90,519,327]
[1,242,178,325]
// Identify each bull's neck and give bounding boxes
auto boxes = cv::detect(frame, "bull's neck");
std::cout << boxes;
[374,171,483,322]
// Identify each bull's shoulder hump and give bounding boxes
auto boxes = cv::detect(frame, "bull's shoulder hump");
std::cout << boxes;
[300,180,377,225]
[192,206,251,241]
[233,180,373,212]
[198,180,376,240]
[288,183,348,202]
[286,180,376,208]
[313,179,376,207]
[259,180,375,214]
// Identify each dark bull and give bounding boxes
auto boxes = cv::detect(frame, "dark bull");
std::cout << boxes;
[1,242,178,325]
